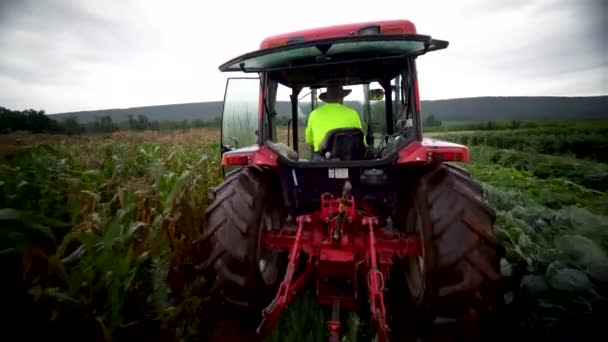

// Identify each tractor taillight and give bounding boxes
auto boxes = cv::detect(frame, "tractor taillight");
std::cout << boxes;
[427,151,464,162]
[222,153,252,166]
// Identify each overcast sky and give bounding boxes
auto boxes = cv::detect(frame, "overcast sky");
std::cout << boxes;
[0,0,606,114]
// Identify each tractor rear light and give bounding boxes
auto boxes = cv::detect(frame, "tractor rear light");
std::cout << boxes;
[398,140,470,164]
[222,153,252,166]
[427,151,463,162]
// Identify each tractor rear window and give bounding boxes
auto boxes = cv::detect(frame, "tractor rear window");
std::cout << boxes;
[328,40,425,55]
[220,37,428,72]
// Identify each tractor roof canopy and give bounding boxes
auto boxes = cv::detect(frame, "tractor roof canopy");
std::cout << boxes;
[218,20,448,88]
[259,20,419,49]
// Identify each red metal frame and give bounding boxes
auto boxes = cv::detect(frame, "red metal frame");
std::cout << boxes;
[260,20,418,49]
[256,183,421,342]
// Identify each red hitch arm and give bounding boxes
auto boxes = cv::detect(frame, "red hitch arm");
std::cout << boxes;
[364,217,390,342]
[328,299,341,342]
[257,216,314,335]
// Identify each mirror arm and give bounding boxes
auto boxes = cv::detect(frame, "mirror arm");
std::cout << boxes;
[363,83,373,148]
[290,87,302,152]
[382,80,394,137]
[287,118,292,147]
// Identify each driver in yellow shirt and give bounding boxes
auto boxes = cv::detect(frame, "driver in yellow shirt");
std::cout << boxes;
[305,85,364,159]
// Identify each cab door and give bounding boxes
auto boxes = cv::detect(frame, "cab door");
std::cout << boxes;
[220,77,261,174]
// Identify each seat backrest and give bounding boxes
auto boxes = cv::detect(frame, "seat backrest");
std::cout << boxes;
[318,127,366,160]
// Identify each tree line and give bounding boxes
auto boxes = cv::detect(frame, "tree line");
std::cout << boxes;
[0,106,221,135]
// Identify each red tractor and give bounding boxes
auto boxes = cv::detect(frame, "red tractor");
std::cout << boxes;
[197,20,502,341]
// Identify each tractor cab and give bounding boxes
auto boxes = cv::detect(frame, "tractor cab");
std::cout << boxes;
[218,20,453,168]
[217,20,465,217]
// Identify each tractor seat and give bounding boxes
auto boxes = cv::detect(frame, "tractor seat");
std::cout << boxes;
[318,127,366,161]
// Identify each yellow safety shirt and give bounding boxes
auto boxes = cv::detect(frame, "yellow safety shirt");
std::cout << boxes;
[305,103,364,152]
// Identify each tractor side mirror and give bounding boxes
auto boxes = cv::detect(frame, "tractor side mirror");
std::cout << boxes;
[369,88,384,101]
[221,145,232,154]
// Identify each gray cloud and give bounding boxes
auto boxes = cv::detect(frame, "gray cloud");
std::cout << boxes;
[486,1,606,79]
[0,0,606,113]
[0,0,156,85]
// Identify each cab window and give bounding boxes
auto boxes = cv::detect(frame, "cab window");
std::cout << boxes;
[221,77,260,152]
[267,74,410,161]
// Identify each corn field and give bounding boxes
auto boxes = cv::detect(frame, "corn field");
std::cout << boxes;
[1,129,223,341]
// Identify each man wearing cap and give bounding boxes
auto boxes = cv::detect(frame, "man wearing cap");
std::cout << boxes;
[305,84,364,159]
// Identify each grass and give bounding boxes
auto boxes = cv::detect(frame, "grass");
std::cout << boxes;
[466,145,608,192]
[426,125,608,162]
[423,118,608,133]
[1,122,607,340]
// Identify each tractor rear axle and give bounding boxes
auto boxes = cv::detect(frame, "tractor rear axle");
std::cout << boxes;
[256,188,421,341]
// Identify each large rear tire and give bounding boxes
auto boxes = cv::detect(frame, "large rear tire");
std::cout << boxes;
[195,165,285,313]
[389,162,502,341]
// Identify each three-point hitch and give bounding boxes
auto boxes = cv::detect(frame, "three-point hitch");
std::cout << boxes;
[257,181,421,341]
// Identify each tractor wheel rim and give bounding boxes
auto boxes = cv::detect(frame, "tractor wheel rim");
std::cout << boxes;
[258,218,279,285]
[259,251,279,285]
[406,201,425,303]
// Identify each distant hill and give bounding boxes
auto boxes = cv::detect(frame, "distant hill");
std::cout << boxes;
[49,96,608,123]
[421,96,608,121]
[51,102,225,124]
